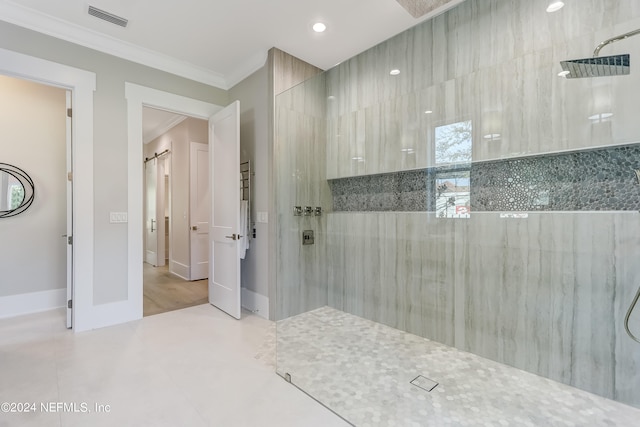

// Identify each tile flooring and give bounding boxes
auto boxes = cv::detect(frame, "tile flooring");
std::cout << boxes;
[0,305,349,427]
[6,303,639,427]
[276,307,640,427]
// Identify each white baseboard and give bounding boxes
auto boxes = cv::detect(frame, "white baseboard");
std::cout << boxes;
[0,288,66,319]
[241,287,269,319]
[170,260,190,280]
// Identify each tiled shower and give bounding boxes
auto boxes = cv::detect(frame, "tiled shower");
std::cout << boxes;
[274,0,640,424]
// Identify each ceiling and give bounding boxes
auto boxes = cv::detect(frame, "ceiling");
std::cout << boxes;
[142,107,186,144]
[0,0,465,89]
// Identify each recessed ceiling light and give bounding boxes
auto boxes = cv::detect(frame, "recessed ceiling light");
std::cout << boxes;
[312,22,327,33]
[546,1,565,12]
[390,69,401,76]
[483,133,501,140]
[557,70,570,77]
[424,110,433,114]
[352,156,365,162]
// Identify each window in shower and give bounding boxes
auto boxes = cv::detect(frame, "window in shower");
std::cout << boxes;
[435,171,470,218]
[435,120,472,165]
[434,120,472,218]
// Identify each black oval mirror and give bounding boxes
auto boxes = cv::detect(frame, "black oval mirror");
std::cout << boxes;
[0,163,35,218]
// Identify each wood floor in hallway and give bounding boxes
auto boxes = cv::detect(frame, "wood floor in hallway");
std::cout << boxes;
[143,263,208,316]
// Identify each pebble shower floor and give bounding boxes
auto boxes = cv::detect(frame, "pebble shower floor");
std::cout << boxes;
[276,307,640,427]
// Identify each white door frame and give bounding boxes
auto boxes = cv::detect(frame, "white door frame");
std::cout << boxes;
[125,83,222,319]
[65,90,73,328]
[0,48,96,332]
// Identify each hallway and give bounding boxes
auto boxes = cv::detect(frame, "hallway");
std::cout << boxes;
[143,263,208,316]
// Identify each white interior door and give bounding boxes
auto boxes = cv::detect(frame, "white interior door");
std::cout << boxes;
[190,142,210,280]
[145,159,158,266]
[209,101,241,319]
[65,90,73,328]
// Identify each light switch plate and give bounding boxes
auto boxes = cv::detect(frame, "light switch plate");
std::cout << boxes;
[257,211,268,223]
[110,212,128,223]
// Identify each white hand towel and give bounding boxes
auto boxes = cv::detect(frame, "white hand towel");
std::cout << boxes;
[239,200,249,259]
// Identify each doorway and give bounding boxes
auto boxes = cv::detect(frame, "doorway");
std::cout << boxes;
[142,106,210,316]
[126,83,245,322]
[0,74,73,326]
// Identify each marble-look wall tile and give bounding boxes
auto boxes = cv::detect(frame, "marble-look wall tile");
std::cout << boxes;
[326,211,640,407]
[274,73,326,119]
[463,212,640,407]
[613,216,640,406]
[275,104,331,319]
[271,48,323,96]
[328,213,459,347]
[325,1,640,179]
[273,60,329,320]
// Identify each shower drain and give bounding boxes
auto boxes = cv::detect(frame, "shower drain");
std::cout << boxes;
[410,375,439,392]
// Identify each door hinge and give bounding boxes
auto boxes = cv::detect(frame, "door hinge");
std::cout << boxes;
[68,236,73,245]
[67,299,72,309]
[67,171,73,182]
[67,108,72,118]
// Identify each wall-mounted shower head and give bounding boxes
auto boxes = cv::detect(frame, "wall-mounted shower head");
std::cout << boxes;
[560,28,640,78]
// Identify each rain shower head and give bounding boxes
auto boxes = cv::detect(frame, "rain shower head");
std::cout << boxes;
[560,54,630,78]
[560,28,640,78]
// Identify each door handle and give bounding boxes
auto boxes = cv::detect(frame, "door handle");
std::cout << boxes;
[150,219,156,232]
[224,233,243,240]
[192,225,198,231]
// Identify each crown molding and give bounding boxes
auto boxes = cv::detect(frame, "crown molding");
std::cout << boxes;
[225,49,270,89]
[0,0,229,89]
[144,115,187,144]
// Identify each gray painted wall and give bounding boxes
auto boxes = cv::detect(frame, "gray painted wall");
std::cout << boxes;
[229,65,270,300]
[0,20,228,306]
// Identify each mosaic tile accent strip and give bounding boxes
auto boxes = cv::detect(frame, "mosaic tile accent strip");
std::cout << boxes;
[329,169,429,212]
[277,306,640,427]
[329,143,640,212]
